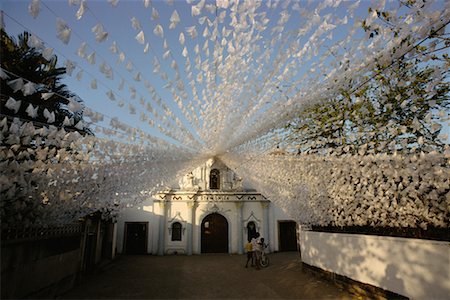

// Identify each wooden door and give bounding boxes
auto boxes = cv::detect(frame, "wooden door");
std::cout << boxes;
[124,222,147,254]
[279,221,298,251]
[201,213,228,253]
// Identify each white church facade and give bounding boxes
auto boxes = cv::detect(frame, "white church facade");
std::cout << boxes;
[116,158,298,255]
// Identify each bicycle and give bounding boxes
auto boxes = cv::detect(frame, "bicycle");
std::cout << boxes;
[259,242,269,268]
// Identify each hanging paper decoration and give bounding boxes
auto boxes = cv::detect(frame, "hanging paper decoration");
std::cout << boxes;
[25,103,38,118]
[151,7,159,20]
[169,10,180,29]
[41,92,54,100]
[106,90,116,101]
[110,41,119,53]
[135,30,145,44]
[131,17,141,30]
[2,0,449,231]
[179,32,185,45]
[64,59,76,76]
[7,78,24,93]
[5,97,21,113]
[75,70,83,81]
[90,79,97,89]
[185,26,197,39]
[99,61,113,79]
[153,24,164,38]
[91,23,108,43]
[77,42,87,58]
[28,34,44,49]
[87,52,96,64]
[76,0,87,20]
[22,81,37,96]
[43,108,55,123]
[56,18,71,44]
[28,0,40,19]
[108,0,119,7]
[42,47,54,60]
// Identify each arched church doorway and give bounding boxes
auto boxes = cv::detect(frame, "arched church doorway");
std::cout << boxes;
[201,213,228,253]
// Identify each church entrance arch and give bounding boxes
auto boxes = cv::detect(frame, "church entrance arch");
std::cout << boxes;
[201,213,228,253]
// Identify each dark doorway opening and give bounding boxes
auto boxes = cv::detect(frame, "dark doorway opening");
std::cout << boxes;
[247,221,257,242]
[201,213,228,253]
[279,221,298,251]
[124,222,148,254]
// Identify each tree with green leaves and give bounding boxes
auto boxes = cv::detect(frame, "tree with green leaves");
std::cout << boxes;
[0,29,91,135]
[287,2,449,155]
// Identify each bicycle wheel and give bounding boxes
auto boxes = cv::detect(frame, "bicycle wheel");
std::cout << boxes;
[260,255,269,268]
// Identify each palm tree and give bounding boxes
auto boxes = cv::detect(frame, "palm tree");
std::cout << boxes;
[0,29,91,135]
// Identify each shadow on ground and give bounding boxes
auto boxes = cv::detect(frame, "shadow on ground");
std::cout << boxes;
[59,252,354,299]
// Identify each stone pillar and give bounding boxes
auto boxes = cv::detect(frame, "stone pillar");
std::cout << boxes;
[261,201,270,252]
[158,201,167,256]
[235,202,244,254]
[186,200,197,255]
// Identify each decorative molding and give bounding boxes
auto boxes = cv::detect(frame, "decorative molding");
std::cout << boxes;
[201,203,231,215]
[173,196,183,201]
[243,211,261,232]
[167,212,187,237]
[169,211,186,223]
[243,211,261,223]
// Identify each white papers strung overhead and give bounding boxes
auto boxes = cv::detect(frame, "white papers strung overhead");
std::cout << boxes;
[151,7,159,20]
[41,92,54,100]
[91,23,108,43]
[135,30,145,44]
[76,0,87,20]
[153,24,164,38]
[169,10,180,29]
[131,17,141,30]
[43,108,55,123]
[28,0,40,19]
[7,78,24,93]
[56,18,71,44]
[25,103,38,118]
[5,97,21,113]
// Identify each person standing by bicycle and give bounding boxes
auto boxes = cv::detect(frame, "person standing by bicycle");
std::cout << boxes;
[251,232,263,270]
[244,240,254,268]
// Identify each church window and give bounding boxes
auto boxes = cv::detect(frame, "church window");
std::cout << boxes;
[171,222,182,241]
[210,169,220,189]
[247,221,257,242]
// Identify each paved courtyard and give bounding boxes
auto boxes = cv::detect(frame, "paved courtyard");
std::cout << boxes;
[59,252,355,299]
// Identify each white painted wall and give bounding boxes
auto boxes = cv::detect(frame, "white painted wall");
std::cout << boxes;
[116,198,156,254]
[116,195,296,255]
[300,230,450,300]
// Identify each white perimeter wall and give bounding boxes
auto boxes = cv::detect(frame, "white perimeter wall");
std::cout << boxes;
[300,230,450,299]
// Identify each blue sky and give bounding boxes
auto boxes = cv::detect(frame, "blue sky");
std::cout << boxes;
[1,0,448,149]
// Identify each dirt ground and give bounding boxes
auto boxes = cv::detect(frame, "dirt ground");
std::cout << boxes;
[59,252,355,299]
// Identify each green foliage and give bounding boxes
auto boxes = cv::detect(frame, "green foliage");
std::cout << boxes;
[0,29,92,135]
[287,1,449,155]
